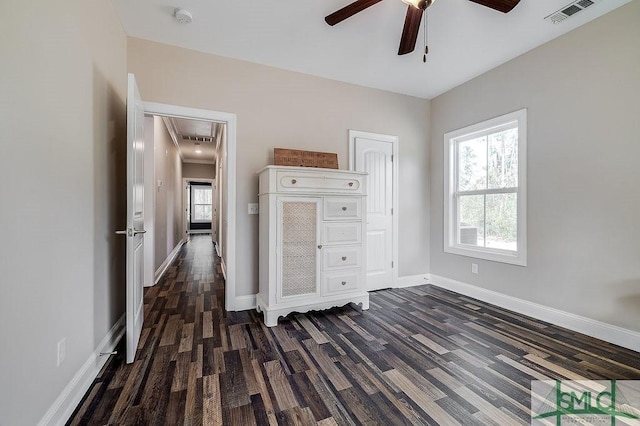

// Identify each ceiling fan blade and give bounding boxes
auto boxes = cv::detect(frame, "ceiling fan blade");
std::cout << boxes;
[325,0,384,26]
[398,5,423,55]
[468,0,521,13]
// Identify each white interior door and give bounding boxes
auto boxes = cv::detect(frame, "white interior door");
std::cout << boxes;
[351,133,395,291]
[124,73,145,363]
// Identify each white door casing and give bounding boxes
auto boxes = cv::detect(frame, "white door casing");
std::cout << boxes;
[124,74,146,364]
[142,102,238,311]
[349,130,398,291]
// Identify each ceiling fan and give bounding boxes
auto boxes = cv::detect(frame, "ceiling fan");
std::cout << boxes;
[325,0,521,56]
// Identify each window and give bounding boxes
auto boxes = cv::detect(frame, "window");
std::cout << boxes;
[191,185,212,222]
[444,109,527,266]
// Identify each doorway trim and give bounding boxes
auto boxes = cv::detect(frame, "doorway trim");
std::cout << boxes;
[348,129,399,288]
[143,101,239,311]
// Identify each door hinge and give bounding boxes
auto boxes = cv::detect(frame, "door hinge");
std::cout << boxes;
[391,261,394,268]
[391,155,394,162]
[391,208,393,215]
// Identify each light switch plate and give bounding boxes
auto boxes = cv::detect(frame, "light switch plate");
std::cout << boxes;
[248,203,259,215]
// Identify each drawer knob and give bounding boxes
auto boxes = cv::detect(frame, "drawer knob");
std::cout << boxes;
[341,281,347,286]
[317,245,323,249]
[341,256,347,261]
[291,179,297,184]
[348,182,354,187]
[341,206,347,211]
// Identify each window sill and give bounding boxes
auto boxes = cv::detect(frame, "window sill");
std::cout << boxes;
[444,244,527,266]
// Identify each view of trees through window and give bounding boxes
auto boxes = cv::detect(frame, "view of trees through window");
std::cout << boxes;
[457,126,518,251]
[192,186,212,221]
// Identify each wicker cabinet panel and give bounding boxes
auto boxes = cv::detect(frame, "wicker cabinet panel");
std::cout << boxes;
[280,201,319,298]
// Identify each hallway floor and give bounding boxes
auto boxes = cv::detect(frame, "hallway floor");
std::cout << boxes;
[67,235,640,425]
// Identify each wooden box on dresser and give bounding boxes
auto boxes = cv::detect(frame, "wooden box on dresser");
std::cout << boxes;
[256,165,370,327]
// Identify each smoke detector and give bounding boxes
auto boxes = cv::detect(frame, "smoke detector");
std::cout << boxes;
[174,8,193,24]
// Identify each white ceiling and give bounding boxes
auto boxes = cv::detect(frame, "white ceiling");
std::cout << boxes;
[112,0,630,99]
[167,117,219,164]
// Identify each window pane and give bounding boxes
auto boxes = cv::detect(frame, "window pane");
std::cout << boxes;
[485,193,517,251]
[194,205,212,221]
[194,205,204,220]
[203,205,212,220]
[458,194,484,247]
[488,127,518,189]
[193,187,212,204]
[458,137,487,191]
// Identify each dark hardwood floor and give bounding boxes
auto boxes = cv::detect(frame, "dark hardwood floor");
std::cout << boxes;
[67,235,640,425]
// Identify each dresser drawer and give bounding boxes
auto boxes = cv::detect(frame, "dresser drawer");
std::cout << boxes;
[323,222,361,245]
[323,270,360,295]
[323,246,362,270]
[276,171,363,194]
[324,198,361,220]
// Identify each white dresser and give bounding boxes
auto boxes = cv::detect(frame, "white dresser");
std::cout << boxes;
[256,166,369,326]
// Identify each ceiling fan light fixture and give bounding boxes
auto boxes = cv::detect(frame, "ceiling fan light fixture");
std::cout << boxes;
[401,0,433,10]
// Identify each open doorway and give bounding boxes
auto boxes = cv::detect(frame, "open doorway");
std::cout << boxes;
[141,101,238,311]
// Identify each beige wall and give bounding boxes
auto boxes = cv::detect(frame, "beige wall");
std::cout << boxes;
[430,2,640,331]
[0,1,127,424]
[154,117,184,271]
[128,38,431,297]
[183,162,216,180]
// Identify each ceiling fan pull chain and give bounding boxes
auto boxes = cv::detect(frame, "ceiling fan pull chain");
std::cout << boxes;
[423,9,429,63]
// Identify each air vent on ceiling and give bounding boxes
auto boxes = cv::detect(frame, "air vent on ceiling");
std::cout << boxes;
[182,135,214,143]
[544,0,601,24]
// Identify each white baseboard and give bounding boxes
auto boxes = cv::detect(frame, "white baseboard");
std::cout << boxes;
[395,274,430,288]
[234,294,257,311]
[154,238,185,285]
[38,315,125,426]
[428,274,640,353]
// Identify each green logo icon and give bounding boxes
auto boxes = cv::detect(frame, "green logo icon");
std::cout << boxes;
[531,380,640,425]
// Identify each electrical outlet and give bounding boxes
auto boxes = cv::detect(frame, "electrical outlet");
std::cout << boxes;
[471,263,478,274]
[248,203,259,215]
[57,338,66,366]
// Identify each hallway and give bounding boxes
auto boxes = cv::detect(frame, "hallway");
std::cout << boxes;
[68,236,640,425]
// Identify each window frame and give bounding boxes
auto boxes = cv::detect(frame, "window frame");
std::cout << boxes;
[191,184,213,223]
[444,109,527,266]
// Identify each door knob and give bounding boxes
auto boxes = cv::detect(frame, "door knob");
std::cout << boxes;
[134,229,147,235]
[115,230,128,235]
